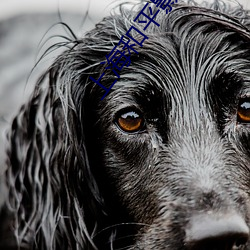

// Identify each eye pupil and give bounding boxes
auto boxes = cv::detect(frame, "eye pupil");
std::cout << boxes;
[237,99,250,123]
[117,110,144,133]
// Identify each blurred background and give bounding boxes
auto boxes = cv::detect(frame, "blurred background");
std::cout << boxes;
[0,0,250,174]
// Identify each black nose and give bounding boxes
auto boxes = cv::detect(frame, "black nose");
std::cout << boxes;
[185,213,249,250]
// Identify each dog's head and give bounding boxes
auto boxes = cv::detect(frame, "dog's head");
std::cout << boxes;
[3,1,250,249]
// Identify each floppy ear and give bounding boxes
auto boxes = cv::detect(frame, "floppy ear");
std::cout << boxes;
[1,6,140,248]
[2,46,109,249]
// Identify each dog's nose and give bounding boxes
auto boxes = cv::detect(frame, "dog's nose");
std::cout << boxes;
[185,213,249,250]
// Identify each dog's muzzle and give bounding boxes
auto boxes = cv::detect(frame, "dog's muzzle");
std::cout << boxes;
[185,213,249,250]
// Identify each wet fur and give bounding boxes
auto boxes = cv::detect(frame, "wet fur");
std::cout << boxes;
[2,0,250,249]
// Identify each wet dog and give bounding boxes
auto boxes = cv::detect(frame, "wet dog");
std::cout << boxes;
[1,0,250,249]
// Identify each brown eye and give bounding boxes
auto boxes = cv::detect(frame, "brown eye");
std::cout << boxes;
[237,99,250,123]
[116,110,144,133]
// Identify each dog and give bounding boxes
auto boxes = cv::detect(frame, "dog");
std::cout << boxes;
[1,0,250,249]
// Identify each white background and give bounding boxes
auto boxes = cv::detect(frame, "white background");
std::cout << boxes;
[0,0,250,20]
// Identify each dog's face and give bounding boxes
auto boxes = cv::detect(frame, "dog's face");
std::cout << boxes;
[4,1,250,250]
[85,3,250,249]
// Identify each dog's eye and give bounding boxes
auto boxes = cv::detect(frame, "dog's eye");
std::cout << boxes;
[237,99,250,123]
[116,110,144,133]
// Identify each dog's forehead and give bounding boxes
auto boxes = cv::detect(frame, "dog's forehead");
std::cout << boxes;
[108,7,250,106]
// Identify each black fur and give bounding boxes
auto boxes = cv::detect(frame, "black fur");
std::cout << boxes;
[2,0,250,249]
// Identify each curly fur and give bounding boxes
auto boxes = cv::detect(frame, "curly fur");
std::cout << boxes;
[2,0,250,249]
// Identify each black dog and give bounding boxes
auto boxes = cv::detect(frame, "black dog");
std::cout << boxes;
[2,0,250,249]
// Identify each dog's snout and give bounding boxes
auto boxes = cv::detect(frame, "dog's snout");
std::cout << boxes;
[185,213,249,250]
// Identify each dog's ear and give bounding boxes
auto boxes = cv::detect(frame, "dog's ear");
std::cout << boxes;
[3,48,107,249]
[1,8,138,248]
